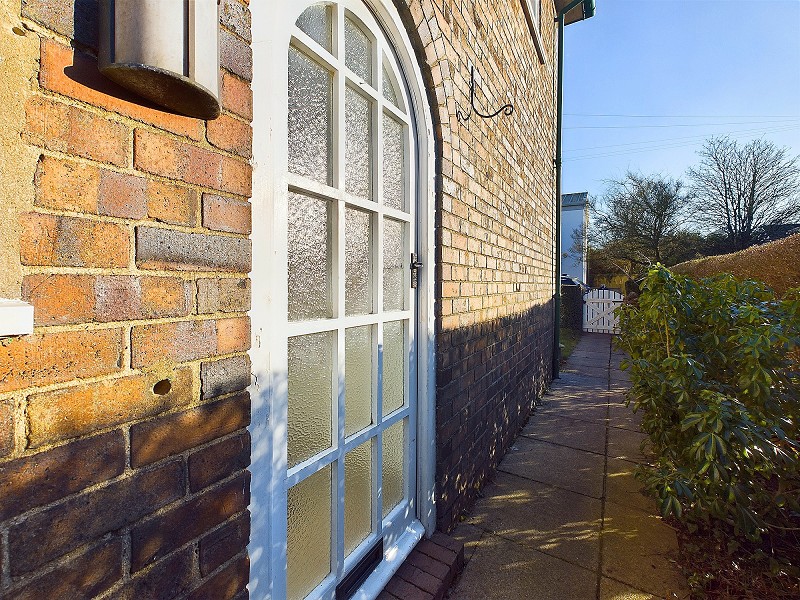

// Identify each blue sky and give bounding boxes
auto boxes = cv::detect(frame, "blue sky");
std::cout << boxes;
[561,0,800,200]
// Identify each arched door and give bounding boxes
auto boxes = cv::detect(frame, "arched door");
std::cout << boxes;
[249,2,434,598]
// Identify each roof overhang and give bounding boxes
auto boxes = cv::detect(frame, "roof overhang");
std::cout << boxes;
[555,0,596,25]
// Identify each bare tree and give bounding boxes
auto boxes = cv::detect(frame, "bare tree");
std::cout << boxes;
[594,171,691,268]
[688,137,800,251]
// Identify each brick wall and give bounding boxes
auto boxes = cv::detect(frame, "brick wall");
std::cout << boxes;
[394,0,558,530]
[0,1,253,598]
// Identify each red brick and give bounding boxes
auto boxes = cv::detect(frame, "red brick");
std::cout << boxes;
[23,274,94,325]
[8,460,183,575]
[416,538,458,566]
[396,563,441,597]
[39,39,204,140]
[197,278,251,313]
[203,194,252,234]
[34,155,100,213]
[220,28,253,81]
[116,548,195,600]
[220,0,252,43]
[188,553,249,600]
[221,154,253,197]
[19,212,129,268]
[27,368,194,447]
[11,537,122,600]
[0,328,124,394]
[135,226,251,272]
[24,96,130,167]
[130,392,250,467]
[207,114,252,158]
[131,473,250,570]
[430,531,464,555]
[146,180,199,226]
[199,511,250,576]
[134,129,252,197]
[201,355,251,399]
[385,577,434,600]
[99,170,148,218]
[407,552,450,581]
[131,319,218,367]
[1,398,15,457]
[0,431,125,521]
[22,275,192,325]
[217,317,251,354]
[21,0,96,47]
[221,72,253,121]
[96,275,193,321]
[189,430,250,492]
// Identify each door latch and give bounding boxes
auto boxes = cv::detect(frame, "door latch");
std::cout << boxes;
[410,253,423,289]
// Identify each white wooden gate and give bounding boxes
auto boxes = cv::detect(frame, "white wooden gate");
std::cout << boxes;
[583,289,624,333]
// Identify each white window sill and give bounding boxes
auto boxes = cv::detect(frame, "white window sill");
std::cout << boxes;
[0,299,34,337]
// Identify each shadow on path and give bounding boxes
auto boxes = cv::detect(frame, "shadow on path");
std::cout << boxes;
[448,334,690,600]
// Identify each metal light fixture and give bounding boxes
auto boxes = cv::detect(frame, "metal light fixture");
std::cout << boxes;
[99,0,222,120]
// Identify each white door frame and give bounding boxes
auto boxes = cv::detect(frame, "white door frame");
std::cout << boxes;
[248,1,436,598]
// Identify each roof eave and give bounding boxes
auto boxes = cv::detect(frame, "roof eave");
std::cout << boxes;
[554,0,596,25]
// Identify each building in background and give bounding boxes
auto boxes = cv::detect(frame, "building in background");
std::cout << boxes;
[561,192,590,284]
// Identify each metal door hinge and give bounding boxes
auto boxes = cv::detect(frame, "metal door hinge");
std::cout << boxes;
[410,253,423,289]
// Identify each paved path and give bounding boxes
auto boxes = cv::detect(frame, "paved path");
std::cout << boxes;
[448,333,690,600]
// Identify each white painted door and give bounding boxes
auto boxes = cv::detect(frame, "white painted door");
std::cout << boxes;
[583,289,624,334]
[270,2,420,598]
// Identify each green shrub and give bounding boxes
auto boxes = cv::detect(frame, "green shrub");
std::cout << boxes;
[617,266,800,542]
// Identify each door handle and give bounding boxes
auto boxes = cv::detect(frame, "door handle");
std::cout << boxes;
[410,253,423,289]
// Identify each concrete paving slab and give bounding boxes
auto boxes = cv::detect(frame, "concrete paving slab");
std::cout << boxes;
[608,403,643,432]
[556,371,609,389]
[600,577,663,600]
[605,457,653,514]
[521,414,607,455]
[442,333,688,600]
[448,533,598,600]
[601,501,689,599]
[465,471,602,568]
[537,397,609,426]
[500,437,605,498]
[563,365,612,380]
[565,360,608,369]
[608,427,649,463]
[450,523,485,566]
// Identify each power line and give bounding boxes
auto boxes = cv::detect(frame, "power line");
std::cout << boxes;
[564,118,800,130]
[565,123,800,153]
[565,112,800,119]
[563,124,800,162]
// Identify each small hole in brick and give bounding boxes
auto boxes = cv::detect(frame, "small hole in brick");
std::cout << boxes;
[153,379,172,395]
[12,26,26,36]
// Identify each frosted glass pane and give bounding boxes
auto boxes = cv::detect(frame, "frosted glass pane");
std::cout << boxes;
[383,218,405,311]
[344,15,372,85]
[345,208,373,315]
[382,321,405,416]
[345,441,373,556]
[288,46,332,185]
[288,192,332,321]
[383,115,405,211]
[296,4,333,53]
[382,64,399,107]
[382,420,405,517]
[288,332,334,467]
[346,326,373,437]
[345,87,373,200]
[287,465,332,600]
